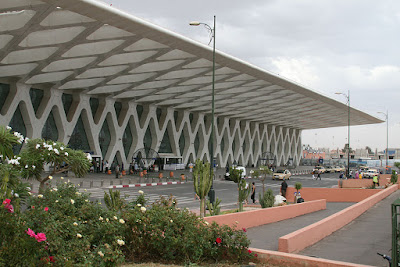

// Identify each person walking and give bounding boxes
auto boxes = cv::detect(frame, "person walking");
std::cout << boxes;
[250,182,256,204]
[373,174,379,188]
[115,164,120,179]
[281,179,288,198]
[317,171,321,180]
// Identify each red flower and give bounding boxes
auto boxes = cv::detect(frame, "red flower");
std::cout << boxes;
[49,256,55,263]
[4,203,14,213]
[35,232,47,242]
[242,228,247,232]
[248,249,252,253]
[44,207,49,212]
[31,206,35,209]
[255,253,258,257]
[26,228,36,237]
[216,237,222,244]
[2,199,11,205]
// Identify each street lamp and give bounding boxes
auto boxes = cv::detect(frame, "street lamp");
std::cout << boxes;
[378,111,389,173]
[190,16,216,204]
[335,90,350,178]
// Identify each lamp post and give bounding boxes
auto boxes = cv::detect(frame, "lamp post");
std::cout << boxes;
[378,111,389,173]
[335,90,350,178]
[190,16,216,204]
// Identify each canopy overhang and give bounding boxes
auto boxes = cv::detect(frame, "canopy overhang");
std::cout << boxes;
[0,0,383,129]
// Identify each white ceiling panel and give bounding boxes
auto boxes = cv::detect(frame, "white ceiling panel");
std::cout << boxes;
[0,0,381,130]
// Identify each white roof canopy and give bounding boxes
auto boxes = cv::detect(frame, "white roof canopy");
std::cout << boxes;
[0,0,382,129]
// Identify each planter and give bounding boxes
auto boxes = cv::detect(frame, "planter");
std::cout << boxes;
[169,171,174,178]
[181,174,185,181]
[158,172,163,179]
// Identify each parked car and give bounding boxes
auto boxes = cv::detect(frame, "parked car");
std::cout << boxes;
[225,166,247,180]
[334,166,342,172]
[313,166,326,174]
[273,169,291,180]
[362,169,379,179]
[324,166,335,173]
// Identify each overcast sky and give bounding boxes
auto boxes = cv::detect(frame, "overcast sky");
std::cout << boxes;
[108,0,400,151]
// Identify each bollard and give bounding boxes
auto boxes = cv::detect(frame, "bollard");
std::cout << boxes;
[110,181,113,186]
[90,181,93,188]
[119,180,123,185]
[101,180,104,187]
[128,179,131,184]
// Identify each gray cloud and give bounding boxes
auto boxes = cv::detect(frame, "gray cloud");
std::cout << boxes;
[109,0,400,150]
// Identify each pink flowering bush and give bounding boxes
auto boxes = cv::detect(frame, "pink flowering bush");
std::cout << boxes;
[0,180,254,266]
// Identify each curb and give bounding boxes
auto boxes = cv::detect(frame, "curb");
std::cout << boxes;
[108,181,185,189]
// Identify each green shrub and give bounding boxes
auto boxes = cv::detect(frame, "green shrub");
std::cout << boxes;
[259,188,274,208]
[0,180,255,266]
[104,189,125,211]
[206,197,221,216]
[391,170,398,184]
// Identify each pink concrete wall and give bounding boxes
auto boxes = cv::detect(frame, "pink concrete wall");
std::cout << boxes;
[204,199,326,230]
[250,248,372,267]
[286,187,381,202]
[339,177,396,188]
[278,184,398,253]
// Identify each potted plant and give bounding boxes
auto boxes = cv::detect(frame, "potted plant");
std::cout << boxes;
[294,182,302,203]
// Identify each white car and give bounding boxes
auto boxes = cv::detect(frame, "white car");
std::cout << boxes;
[362,169,379,179]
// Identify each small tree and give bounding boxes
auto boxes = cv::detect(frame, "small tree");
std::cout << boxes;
[229,167,247,211]
[391,170,398,184]
[193,159,213,218]
[259,166,273,194]
[17,139,91,193]
[238,179,251,211]
[206,197,221,216]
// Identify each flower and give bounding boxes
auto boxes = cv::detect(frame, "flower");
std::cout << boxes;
[55,200,59,203]
[2,199,11,205]
[98,251,104,257]
[70,199,75,204]
[48,176,53,180]
[248,249,252,254]
[38,194,43,198]
[44,207,49,212]
[137,204,141,207]
[31,206,35,209]
[77,233,82,238]
[119,219,125,224]
[85,199,89,202]
[32,165,35,169]
[65,152,68,156]
[138,190,144,194]
[26,228,36,237]
[117,239,125,246]
[255,253,258,257]
[28,192,32,195]
[60,177,64,180]
[106,218,109,222]
[53,188,58,192]
[170,219,173,223]
[204,221,209,225]
[48,256,55,263]
[35,233,47,242]
[235,221,239,224]
[75,192,81,196]
[73,222,78,226]
[99,216,103,221]
[14,193,19,198]
[216,238,222,244]
[113,216,118,220]
[242,228,247,232]
[140,207,146,212]
[35,144,40,149]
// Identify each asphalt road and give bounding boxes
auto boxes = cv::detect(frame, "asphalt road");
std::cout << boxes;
[85,172,342,211]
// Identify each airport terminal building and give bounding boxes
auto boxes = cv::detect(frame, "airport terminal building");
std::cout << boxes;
[0,0,381,169]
